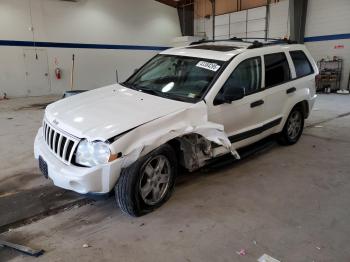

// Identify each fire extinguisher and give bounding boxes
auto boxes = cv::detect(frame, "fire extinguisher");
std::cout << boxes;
[55,68,62,80]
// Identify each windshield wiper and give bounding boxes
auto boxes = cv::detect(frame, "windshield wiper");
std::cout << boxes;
[123,84,192,103]
[137,87,163,96]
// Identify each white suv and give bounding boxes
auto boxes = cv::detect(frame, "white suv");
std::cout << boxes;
[34,39,318,216]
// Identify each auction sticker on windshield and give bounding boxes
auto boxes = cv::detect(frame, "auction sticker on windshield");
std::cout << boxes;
[196,61,221,72]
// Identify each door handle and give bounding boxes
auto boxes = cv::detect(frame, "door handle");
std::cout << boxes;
[251,100,264,108]
[286,87,296,94]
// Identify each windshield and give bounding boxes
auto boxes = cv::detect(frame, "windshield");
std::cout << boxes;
[123,55,224,103]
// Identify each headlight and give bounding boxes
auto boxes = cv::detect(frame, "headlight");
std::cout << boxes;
[76,140,111,167]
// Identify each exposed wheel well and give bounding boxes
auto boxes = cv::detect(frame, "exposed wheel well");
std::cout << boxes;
[166,134,213,172]
[167,138,182,160]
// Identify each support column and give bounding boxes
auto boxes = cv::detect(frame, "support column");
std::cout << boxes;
[289,0,308,43]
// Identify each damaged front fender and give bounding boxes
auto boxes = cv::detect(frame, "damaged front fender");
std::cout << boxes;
[110,101,239,169]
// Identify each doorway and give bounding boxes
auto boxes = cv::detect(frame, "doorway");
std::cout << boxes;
[23,49,51,96]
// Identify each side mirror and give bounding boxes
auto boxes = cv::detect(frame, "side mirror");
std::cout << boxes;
[214,87,245,105]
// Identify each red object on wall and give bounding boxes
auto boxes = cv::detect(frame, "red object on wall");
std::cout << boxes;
[334,45,344,49]
[55,68,62,79]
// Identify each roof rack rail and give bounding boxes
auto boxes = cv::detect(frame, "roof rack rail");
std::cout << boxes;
[189,37,297,48]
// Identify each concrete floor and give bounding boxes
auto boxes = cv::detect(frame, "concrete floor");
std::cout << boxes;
[1,94,350,261]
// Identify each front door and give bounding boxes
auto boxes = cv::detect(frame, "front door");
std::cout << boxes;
[209,56,267,148]
[23,49,51,96]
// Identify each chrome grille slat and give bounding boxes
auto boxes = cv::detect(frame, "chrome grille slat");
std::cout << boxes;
[68,141,79,163]
[42,119,80,165]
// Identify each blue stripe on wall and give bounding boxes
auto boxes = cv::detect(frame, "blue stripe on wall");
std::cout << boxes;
[304,33,350,42]
[0,40,170,51]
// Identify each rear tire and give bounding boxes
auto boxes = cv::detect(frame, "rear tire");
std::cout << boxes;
[278,106,304,145]
[115,144,177,217]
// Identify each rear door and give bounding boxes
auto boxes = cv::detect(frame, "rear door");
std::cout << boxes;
[260,51,294,134]
[287,49,316,110]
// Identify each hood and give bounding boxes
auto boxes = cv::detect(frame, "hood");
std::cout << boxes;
[45,84,192,141]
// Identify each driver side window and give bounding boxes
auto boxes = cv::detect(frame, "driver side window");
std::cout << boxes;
[217,57,262,99]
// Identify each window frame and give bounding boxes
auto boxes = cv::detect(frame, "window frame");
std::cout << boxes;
[213,56,263,105]
[289,50,315,80]
[263,52,292,89]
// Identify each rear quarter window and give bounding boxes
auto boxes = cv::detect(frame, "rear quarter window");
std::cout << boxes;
[290,50,314,78]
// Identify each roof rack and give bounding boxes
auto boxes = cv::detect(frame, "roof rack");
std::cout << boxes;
[189,37,297,49]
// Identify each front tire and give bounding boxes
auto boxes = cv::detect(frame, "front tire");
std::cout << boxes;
[115,144,177,217]
[278,106,304,145]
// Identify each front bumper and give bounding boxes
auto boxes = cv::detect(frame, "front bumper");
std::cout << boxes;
[34,128,123,194]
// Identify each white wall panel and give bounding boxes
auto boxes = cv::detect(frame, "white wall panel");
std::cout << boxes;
[268,0,289,39]
[247,31,266,39]
[230,22,247,34]
[229,10,247,38]
[195,18,206,35]
[0,0,181,97]
[215,24,230,37]
[215,14,230,39]
[305,0,350,89]
[247,6,267,20]
[205,17,214,39]
[230,10,247,23]
[247,19,266,32]
[305,0,350,36]
[215,14,230,26]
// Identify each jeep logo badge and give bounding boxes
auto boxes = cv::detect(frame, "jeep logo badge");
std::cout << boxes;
[53,119,59,125]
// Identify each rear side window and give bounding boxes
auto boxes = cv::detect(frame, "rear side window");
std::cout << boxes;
[290,50,314,78]
[264,52,291,87]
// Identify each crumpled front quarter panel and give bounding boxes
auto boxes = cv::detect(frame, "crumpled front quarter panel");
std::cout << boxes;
[111,101,235,168]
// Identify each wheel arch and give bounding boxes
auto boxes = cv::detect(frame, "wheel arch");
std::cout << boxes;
[296,100,310,119]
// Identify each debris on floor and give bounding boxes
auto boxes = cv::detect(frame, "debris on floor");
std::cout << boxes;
[82,243,90,248]
[0,92,9,100]
[314,125,323,128]
[236,249,246,256]
[258,254,280,262]
[0,239,44,257]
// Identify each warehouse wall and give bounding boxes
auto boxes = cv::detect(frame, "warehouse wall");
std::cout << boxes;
[305,0,350,89]
[0,0,181,97]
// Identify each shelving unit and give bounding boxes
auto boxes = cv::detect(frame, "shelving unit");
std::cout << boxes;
[316,58,343,93]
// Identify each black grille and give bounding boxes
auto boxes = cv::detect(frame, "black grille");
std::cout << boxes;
[42,119,80,165]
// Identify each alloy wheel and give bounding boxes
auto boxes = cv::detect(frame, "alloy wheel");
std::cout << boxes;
[287,110,302,140]
[139,155,171,205]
